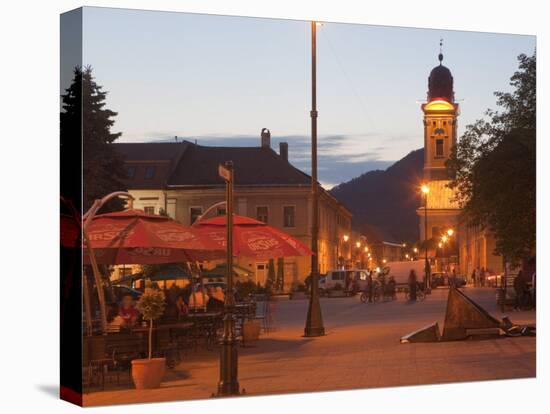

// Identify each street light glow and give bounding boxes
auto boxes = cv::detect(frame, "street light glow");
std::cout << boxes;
[442,235,448,243]
[447,228,454,237]
[343,235,349,242]
[356,241,361,248]
[421,184,430,194]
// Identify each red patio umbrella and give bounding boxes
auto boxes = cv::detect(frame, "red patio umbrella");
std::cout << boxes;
[193,214,312,259]
[85,209,224,264]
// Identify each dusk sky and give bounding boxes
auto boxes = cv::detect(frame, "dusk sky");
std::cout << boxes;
[77,7,535,188]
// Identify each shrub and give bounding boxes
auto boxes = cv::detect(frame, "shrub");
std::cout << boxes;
[136,288,166,359]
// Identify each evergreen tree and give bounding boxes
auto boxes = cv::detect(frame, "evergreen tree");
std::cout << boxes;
[61,66,126,212]
[447,52,536,262]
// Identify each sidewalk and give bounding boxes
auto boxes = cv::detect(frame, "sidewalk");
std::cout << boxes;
[83,288,536,406]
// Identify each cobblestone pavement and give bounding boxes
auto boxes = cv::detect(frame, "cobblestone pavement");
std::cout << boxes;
[83,288,536,406]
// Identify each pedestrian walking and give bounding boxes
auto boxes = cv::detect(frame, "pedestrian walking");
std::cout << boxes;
[408,269,417,301]
[513,270,526,311]
[471,269,477,287]
[480,267,486,287]
[367,270,373,303]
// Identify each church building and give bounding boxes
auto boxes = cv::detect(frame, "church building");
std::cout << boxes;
[417,46,504,278]
[416,48,461,243]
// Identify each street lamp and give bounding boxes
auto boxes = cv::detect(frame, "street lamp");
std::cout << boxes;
[304,20,325,338]
[447,228,454,237]
[421,184,430,292]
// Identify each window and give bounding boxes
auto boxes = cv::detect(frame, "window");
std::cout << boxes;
[283,206,295,228]
[144,166,156,179]
[435,139,444,157]
[144,206,155,214]
[190,207,203,225]
[217,206,226,216]
[126,166,136,179]
[256,206,268,223]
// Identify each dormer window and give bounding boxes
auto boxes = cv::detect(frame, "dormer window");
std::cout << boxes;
[144,166,156,180]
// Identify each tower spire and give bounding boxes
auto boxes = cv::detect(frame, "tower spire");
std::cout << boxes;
[438,38,444,65]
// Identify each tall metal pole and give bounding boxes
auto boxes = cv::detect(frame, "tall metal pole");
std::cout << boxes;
[217,161,240,396]
[304,21,325,337]
[424,192,429,291]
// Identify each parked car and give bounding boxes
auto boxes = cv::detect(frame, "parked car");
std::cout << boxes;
[430,272,466,288]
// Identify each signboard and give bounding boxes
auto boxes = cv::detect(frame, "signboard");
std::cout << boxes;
[218,163,232,182]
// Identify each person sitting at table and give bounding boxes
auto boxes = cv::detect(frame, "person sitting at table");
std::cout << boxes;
[106,303,124,333]
[175,294,189,319]
[188,285,209,311]
[119,293,138,328]
[206,285,225,311]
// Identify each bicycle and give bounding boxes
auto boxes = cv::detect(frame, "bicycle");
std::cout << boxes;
[404,283,426,302]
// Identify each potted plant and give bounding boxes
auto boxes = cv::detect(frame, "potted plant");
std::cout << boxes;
[131,287,166,389]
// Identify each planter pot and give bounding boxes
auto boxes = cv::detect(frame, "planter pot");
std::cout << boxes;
[242,320,261,342]
[131,358,166,389]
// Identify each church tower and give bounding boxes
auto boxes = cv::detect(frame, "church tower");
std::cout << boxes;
[422,45,459,180]
[417,43,461,241]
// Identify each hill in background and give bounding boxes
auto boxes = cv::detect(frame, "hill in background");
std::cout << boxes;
[330,148,424,243]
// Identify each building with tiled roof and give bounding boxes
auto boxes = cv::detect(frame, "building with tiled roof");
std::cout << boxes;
[114,130,352,290]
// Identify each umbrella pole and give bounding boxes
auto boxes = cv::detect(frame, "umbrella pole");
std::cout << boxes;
[83,271,93,336]
[195,261,207,312]
[186,262,198,311]
[83,229,108,334]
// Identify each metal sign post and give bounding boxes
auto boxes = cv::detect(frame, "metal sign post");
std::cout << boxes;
[216,161,240,396]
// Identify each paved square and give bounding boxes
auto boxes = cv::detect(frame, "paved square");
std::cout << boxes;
[84,288,535,406]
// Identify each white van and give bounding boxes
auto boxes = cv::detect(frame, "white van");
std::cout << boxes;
[319,269,369,294]
[384,260,425,286]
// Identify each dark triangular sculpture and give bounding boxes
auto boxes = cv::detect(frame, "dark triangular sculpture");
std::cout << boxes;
[400,322,441,343]
[441,287,501,341]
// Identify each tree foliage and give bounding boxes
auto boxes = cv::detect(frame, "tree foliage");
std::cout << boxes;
[60,66,127,212]
[447,53,536,262]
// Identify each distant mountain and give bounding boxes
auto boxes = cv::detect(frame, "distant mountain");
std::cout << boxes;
[330,148,424,243]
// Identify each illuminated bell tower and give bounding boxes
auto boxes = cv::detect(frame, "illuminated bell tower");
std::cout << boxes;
[422,46,459,180]
[417,42,461,242]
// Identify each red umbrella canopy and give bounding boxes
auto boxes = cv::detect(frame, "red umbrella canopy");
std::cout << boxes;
[85,209,224,264]
[193,214,312,260]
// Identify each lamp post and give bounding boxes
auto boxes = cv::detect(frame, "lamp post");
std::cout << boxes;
[304,20,325,338]
[217,161,240,396]
[421,184,430,292]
